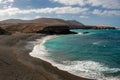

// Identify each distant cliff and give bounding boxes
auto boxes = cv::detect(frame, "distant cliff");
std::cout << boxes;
[0,18,116,35]
[84,25,116,29]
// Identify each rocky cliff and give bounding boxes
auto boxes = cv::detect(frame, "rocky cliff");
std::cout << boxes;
[36,25,76,34]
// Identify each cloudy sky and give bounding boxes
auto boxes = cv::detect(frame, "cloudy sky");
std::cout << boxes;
[0,0,120,27]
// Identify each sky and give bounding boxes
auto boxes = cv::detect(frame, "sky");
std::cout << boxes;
[0,0,120,27]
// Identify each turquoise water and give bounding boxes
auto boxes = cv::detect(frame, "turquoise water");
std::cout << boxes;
[44,30,120,80]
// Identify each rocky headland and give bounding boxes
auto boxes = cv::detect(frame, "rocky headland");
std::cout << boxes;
[0,18,116,35]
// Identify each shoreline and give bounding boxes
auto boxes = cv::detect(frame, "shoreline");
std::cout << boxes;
[29,35,95,79]
[27,35,93,80]
[28,33,120,80]
[0,33,92,80]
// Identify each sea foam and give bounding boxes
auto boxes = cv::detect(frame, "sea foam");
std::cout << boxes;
[29,36,120,80]
[54,60,120,80]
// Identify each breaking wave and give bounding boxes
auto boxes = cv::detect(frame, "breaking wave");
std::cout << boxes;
[29,36,120,80]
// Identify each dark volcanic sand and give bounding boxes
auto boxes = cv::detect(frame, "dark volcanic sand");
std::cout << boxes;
[0,33,92,80]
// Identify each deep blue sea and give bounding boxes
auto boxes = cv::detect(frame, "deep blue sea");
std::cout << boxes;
[44,30,120,80]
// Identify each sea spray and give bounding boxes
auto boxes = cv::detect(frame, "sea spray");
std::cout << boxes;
[29,30,120,80]
[29,35,59,62]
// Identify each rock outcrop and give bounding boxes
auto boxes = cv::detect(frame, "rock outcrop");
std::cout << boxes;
[0,18,116,35]
[0,23,76,34]
[84,25,116,29]
[36,25,76,34]
[0,27,10,35]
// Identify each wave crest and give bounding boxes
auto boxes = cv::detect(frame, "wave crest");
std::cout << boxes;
[29,36,120,80]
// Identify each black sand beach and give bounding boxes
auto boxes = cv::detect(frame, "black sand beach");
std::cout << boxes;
[0,33,92,80]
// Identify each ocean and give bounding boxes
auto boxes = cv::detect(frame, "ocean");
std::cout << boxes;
[30,29,120,80]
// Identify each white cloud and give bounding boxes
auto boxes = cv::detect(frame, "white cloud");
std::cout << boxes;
[0,0,14,8]
[0,0,14,4]
[51,0,86,6]
[0,7,19,16]
[27,7,88,14]
[35,16,41,18]
[0,7,88,16]
[51,7,88,14]
[79,15,88,18]
[50,0,120,9]
[92,9,120,16]
[88,0,120,9]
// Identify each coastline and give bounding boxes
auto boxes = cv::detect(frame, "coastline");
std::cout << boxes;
[0,33,92,80]
[28,31,120,80]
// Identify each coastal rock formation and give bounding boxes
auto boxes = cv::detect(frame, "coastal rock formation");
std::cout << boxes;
[0,18,116,34]
[0,23,75,34]
[0,27,10,35]
[84,25,116,29]
[36,25,76,34]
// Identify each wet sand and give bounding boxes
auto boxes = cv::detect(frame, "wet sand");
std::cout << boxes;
[0,33,92,80]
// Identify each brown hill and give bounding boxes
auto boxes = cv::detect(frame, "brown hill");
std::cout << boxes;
[0,18,68,25]
[31,18,67,24]
[0,23,75,34]
[67,20,85,29]
[0,18,84,34]
[0,18,116,34]
[0,19,29,23]
[0,18,85,29]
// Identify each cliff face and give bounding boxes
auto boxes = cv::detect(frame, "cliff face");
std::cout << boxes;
[36,25,75,34]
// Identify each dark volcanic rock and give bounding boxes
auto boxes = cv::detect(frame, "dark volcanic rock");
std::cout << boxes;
[0,27,10,35]
[84,25,116,29]
[36,25,76,34]
[82,32,89,34]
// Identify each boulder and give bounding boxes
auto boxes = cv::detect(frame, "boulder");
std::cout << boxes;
[0,27,10,35]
